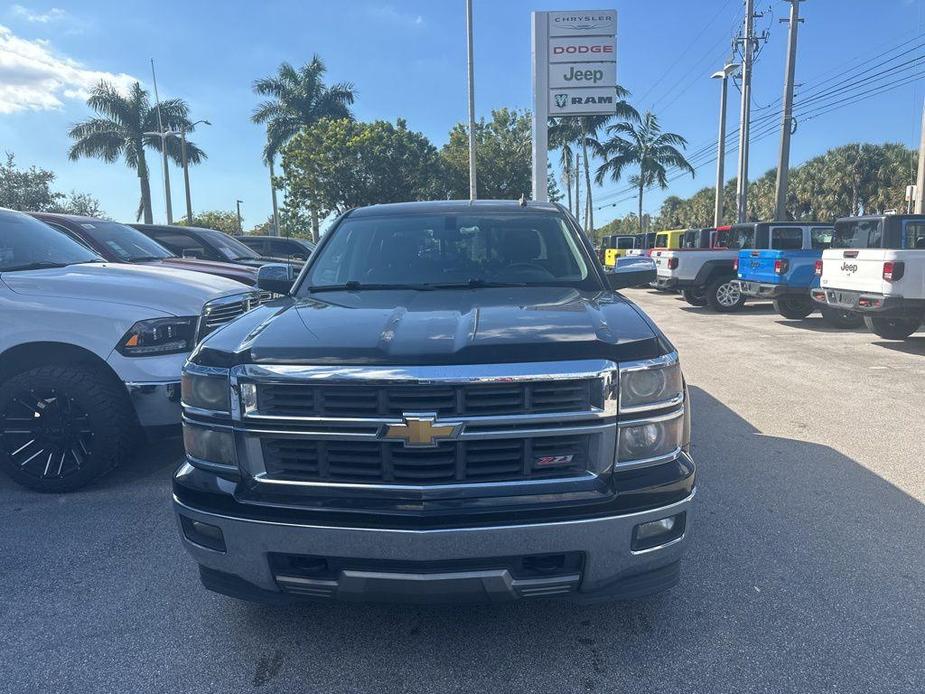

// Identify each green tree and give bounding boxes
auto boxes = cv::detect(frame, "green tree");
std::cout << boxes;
[68,81,205,223]
[440,108,532,200]
[282,118,441,214]
[595,112,694,232]
[0,152,62,210]
[251,57,355,239]
[546,161,563,204]
[0,153,104,216]
[179,210,241,234]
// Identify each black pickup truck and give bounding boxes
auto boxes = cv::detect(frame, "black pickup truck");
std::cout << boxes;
[173,200,695,604]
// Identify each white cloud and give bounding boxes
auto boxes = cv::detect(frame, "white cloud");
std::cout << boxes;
[11,5,68,24]
[0,24,137,114]
[368,5,425,28]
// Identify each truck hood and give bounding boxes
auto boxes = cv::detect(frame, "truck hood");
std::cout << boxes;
[152,258,258,286]
[1,262,250,316]
[194,287,666,366]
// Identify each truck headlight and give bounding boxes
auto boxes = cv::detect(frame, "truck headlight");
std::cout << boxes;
[117,317,197,356]
[183,422,237,471]
[619,354,683,413]
[181,368,231,413]
[617,410,684,466]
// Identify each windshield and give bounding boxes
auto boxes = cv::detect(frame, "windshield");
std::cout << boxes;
[303,212,595,291]
[78,221,173,261]
[0,210,102,271]
[198,228,260,260]
[832,220,883,249]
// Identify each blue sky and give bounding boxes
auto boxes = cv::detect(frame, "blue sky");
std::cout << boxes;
[0,0,922,229]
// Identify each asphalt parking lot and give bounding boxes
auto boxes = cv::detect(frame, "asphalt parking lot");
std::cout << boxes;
[2,289,923,694]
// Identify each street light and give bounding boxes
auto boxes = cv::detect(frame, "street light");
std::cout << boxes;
[711,63,739,228]
[236,199,243,234]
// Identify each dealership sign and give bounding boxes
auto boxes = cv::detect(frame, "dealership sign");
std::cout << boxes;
[532,9,617,199]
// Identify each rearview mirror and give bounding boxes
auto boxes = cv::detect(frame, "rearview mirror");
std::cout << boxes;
[182,248,205,259]
[606,257,656,290]
[257,263,295,295]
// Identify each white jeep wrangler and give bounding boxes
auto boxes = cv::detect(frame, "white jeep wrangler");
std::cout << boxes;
[812,214,924,340]
[0,208,265,492]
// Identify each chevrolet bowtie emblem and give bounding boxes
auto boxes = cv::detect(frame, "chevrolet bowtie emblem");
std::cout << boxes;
[381,413,463,448]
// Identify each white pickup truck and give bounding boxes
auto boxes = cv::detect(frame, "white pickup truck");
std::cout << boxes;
[812,214,925,340]
[653,225,750,311]
[0,208,266,492]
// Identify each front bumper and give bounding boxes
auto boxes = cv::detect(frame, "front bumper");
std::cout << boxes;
[810,288,919,316]
[174,486,695,604]
[126,381,181,427]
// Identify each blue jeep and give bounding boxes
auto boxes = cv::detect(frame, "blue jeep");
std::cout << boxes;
[733,222,864,328]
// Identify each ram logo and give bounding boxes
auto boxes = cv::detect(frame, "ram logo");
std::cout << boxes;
[554,94,568,108]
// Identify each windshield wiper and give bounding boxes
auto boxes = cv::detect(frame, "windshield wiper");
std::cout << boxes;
[128,256,165,262]
[0,261,71,272]
[309,281,436,292]
[431,278,531,289]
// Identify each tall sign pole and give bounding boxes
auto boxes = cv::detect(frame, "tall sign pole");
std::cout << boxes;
[773,0,803,221]
[735,0,755,223]
[531,12,549,202]
[532,10,617,207]
[466,0,478,200]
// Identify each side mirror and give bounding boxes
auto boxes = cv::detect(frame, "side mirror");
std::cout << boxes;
[257,263,295,295]
[606,257,656,290]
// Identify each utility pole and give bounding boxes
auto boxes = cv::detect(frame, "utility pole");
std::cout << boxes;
[180,126,192,223]
[150,58,173,224]
[235,200,243,234]
[735,0,755,223]
[712,63,739,227]
[466,0,477,200]
[916,98,925,214]
[773,0,803,221]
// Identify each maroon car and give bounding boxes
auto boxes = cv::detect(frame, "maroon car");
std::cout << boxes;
[29,212,259,286]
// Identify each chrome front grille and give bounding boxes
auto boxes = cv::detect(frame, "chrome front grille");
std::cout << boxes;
[231,360,619,488]
[256,380,597,419]
[197,291,272,341]
[261,434,591,484]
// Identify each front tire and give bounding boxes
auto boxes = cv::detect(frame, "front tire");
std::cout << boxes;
[682,287,707,307]
[863,316,921,340]
[706,276,746,313]
[819,307,864,329]
[0,365,132,492]
[774,295,815,319]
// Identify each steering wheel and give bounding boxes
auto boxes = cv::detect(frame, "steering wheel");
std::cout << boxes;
[507,262,552,276]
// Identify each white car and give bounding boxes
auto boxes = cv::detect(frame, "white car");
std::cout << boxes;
[812,214,925,340]
[0,208,266,492]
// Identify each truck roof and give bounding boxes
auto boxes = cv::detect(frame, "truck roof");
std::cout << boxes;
[835,214,925,222]
[349,200,561,218]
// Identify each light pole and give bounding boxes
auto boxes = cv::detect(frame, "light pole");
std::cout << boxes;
[236,200,243,234]
[269,156,280,237]
[150,59,173,224]
[179,119,210,224]
[465,0,477,200]
[712,63,739,227]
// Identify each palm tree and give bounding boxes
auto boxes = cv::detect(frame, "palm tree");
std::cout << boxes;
[68,81,204,223]
[548,87,638,232]
[594,112,694,233]
[251,56,355,239]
